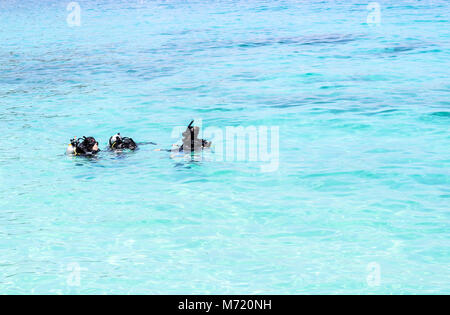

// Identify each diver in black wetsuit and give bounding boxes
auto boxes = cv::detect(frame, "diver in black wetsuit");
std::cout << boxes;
[153,121,211,153]
[177,120,211,153]
[108,133,138,151]
[108,133,157,151]
[66,136,100,156]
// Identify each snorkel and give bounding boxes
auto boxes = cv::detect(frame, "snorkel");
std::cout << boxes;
[187,120,195,153]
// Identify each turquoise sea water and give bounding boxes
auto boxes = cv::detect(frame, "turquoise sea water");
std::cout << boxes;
[0,0,449,294]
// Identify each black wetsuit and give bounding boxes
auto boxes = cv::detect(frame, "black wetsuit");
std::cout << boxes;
[179,139,209,152]
[110,137,138,150]
[72,137,99,156]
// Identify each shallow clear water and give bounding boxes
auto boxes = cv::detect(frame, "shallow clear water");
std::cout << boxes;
[0,0,449,294]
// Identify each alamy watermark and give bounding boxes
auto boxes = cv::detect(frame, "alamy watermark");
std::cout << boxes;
[367,2,381,25]
[67,2,81,27]
[65,1,382,28]
[366,262,381,287]
[171,119,279,173]
[66,262,85,287]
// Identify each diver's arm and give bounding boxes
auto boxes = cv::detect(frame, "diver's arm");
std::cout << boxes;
[154,144,182,152]
[137,141,157,146]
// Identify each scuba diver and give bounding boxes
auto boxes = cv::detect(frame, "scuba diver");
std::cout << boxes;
[108,133,138,151]
[66,136,100,156]
[176,120,211,153]
[108,133,157,151]
[153,121,211,154]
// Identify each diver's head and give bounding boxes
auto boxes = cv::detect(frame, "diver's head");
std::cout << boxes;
[109,133,122,148]
[182,124,206,152]
[182,126,200,140]
[121,137,137,150]
[82,136,99,153]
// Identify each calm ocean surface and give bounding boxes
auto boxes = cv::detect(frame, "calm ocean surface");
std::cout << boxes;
[0,0,449,294]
